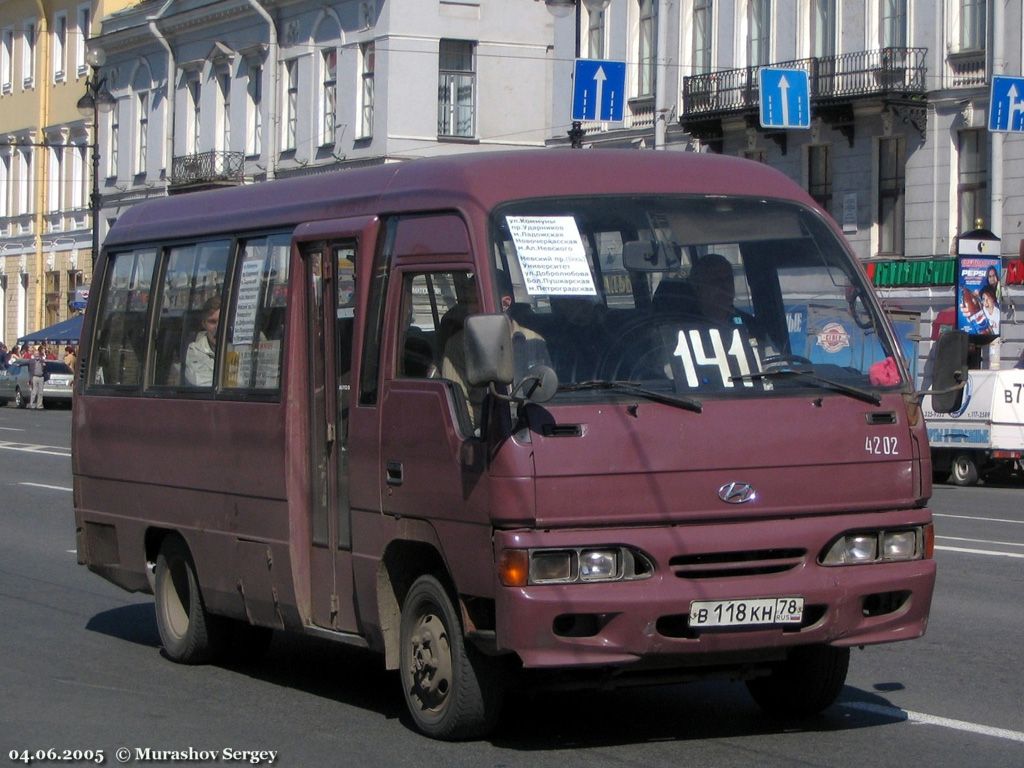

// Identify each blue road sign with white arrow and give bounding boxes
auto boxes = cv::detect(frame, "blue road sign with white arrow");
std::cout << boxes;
[989,75,1024,133]
[572,59,626,122]
[758,67,811,130]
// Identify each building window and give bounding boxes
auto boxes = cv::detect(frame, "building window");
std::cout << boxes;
[219,73,231,152]
[17,148,33,216]
[881,0,907,48]
[638,0,655,96]
[811,0,836,58]
[586,7,606,59]
[48,145,63,213]
[72,143,85,210]
[878,137,905,255]
[438,40,475,138]
[1,28,12,94]
[0,153,9,217]
[45,270,60,326]
[321,49,337,146]
[958,129,988,234]
[808,144,831,213]
[53,13,68,82]
[135,91,149,174]
[22,20,36,88]
[359,43,374,138]
[747,0,770,66]
[189,79,201,153]
[76,5,90,77]
[692,0,713,74]
[247,65,262,156]
[959,0,986,51]
[109,105,119,177]
[283,59,297,151]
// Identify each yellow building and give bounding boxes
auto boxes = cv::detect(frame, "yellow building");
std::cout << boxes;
[0,0,134,347]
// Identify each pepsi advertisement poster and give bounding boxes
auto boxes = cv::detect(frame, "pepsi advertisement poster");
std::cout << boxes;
[956,255,1001,337]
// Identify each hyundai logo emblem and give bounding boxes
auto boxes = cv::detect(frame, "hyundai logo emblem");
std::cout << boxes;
[718,482,757,504]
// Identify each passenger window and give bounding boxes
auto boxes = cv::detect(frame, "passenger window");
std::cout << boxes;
[150,240,230,389]
[89,248,157,387]
[222,234,290,392]
[397,271,479,429]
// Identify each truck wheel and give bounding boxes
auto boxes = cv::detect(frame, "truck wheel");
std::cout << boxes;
[154,536,226,664]
[950,453,979,486]
[399,575,503,740]
[746,645,850,718]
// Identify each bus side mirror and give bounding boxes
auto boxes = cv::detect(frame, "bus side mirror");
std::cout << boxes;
[464,313,514,388]
[929,330,969,413]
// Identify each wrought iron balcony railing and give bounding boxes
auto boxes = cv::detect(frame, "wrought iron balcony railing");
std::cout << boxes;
[170,150,245,188]
[682,47,927,120]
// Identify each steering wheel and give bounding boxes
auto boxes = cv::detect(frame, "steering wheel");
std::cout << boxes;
[762,353,813,369]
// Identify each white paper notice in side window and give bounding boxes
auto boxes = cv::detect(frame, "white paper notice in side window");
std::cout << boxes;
[506,216,597,296]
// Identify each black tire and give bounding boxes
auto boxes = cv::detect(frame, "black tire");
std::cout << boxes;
[399,575,503,740]
[14,388,26,409]
[154,536,226,664]
[746,645,850,718]
[949,453,979,486]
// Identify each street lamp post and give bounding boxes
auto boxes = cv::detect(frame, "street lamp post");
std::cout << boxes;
[76,48,116,269]
[544,0,612,148]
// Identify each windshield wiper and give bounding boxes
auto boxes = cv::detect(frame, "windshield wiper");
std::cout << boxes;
[731,366,882,406]
[558,380,703,413]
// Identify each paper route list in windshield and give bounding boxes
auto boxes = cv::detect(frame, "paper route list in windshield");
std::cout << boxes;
[505,216,597,296]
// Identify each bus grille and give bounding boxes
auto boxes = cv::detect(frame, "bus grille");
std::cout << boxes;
[668,548,806,579]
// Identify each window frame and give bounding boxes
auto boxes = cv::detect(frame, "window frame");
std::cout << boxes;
[437,39,476,139]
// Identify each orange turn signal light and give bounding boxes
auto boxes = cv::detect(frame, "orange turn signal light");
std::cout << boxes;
[499,549,529,587]
[923,524,935,559]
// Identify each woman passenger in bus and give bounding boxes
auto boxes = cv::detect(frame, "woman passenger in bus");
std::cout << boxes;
[184,295,221,387]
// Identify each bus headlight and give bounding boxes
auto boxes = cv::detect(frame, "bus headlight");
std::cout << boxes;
[821,527,926,566]
[499,546,652,586]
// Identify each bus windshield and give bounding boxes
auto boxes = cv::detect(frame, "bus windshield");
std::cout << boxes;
[491,195,903,401]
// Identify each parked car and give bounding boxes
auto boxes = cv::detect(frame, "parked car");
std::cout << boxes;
[0,360,75,408]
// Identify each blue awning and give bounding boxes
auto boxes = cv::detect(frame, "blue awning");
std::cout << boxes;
[17,314,84,344]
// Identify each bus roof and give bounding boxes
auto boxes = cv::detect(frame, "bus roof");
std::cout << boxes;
[104,149,817,247]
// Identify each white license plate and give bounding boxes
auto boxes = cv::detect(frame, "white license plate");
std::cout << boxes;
[689,597,804,627]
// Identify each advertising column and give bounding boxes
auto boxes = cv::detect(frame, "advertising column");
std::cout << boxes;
[956,227,1001,367]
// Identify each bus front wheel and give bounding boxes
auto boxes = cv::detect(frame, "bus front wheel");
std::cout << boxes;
[154,536,225,664]
[949,453,979,486]
[399,575,503,740]
[746,645,849,718]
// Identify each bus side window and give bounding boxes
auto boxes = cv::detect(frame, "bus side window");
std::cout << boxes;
[89,248,157,387]
[222,234,290,392]
[150,241,230,390]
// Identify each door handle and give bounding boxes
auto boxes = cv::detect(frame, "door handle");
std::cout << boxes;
[386,460,404,486]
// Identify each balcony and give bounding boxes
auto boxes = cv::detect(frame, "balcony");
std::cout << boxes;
[169,150,245,193]
[681,48,928,149]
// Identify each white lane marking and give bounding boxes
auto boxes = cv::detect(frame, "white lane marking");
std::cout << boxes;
[0,440,70,456]
[20,482,72,492]
[842,701,1024,744]
[938,535,1024,549]
[935,545,1024,559]
[934,513,1024,525]
[0,426,26,431]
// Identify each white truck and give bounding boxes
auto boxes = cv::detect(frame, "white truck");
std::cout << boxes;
[923,368,1024,485]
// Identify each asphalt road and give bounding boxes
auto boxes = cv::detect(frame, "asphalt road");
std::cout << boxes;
[1,406,1021,767]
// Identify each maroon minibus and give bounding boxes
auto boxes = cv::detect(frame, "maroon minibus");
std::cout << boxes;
[73,150,963,739]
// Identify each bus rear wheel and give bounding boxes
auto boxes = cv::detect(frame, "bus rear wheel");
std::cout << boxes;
[399,575,503,740]
[154,536,225,664]
[746,645,849,718]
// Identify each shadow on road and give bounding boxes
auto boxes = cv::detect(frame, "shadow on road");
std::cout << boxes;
[83,604,914,746]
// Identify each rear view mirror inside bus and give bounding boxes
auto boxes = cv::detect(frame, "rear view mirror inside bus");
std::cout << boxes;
[929,330,969,413]
[622,240,681,272]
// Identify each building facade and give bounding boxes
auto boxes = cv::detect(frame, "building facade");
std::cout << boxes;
[88,0,553,225]
[1,0,134,348]
[547,0,1023,368]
